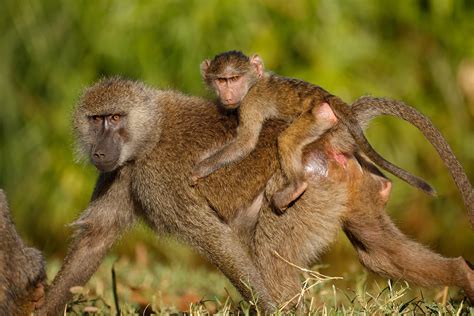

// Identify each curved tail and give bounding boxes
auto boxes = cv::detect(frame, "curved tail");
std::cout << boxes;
[327,95,437,196]
[352,96,474,226]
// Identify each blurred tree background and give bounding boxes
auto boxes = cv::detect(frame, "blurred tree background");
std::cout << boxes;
[0,0,473,280]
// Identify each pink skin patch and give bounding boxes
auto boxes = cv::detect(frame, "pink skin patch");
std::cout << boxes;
[314,102,338,124]
[303,101,347,180]
[313,102,346,167]
[328,149,348,168]
[316,103,347,167]
[303,147,349,181]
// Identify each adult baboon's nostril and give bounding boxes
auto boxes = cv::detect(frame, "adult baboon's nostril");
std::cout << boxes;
[94,152,105,160]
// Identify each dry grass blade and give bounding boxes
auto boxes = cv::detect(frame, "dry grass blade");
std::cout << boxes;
[272,250,342,312]
[272,250,343,281]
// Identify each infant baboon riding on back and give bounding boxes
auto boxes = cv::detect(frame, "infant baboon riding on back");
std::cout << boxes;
[191,50,473,217]
[191,51,427,211]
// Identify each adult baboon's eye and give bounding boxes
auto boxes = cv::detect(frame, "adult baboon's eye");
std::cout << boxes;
[91,115,103,122]
[111,114,121,122]
[230,76,240,82]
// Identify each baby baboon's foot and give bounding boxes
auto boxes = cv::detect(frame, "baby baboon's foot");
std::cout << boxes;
[272,181,308,214]
[313,102,338,128]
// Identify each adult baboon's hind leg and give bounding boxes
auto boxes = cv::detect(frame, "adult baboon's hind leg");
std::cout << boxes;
[342,161,474,303]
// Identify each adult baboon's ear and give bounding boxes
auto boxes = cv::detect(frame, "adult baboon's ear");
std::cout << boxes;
[200,59,211,78]
[250,54,264,77]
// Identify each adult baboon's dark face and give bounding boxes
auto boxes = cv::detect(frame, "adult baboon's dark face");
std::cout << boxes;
[73,78,161,173]
[87,114,128,172]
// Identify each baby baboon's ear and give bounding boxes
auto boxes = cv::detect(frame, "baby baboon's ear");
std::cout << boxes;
[250,54,264,77]
[200,59,211,78]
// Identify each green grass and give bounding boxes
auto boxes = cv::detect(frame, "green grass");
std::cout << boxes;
[47,254,473,315]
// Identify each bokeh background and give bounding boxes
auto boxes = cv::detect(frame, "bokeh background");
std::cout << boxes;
[0,0,473,296]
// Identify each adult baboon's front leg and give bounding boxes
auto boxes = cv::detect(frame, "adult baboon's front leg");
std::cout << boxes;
[38,170,136,315]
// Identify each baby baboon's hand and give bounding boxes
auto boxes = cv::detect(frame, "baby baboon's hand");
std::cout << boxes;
[190,163,209,186]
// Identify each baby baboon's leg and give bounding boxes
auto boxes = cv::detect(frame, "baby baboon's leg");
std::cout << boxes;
[273,103,337,212]
[342,169,474,302]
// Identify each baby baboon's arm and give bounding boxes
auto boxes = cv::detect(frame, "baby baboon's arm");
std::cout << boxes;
[191,106,266,183]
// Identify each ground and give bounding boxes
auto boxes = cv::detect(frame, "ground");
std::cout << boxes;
[46,243,473,315]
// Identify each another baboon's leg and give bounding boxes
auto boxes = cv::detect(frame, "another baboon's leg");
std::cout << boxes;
[38,171,136,315]
[273,103,337,211]
[342,170,474,302]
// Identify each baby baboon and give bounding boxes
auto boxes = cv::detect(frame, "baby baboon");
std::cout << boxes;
[38,78,473,315]
[0,189,46,315]
[192,50,435,211]
[194,50,473,218]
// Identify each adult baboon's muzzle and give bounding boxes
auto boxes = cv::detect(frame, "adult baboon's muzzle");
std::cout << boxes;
[91,130,121,172]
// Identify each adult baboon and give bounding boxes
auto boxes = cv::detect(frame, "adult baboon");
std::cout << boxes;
[0,189,46,315]
[39,78,473,315]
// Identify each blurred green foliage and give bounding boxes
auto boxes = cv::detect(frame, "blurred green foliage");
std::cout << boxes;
[0,0,473,274]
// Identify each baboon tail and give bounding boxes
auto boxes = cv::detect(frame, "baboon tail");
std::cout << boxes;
[352,96,474,227]
[328,96,436,196]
